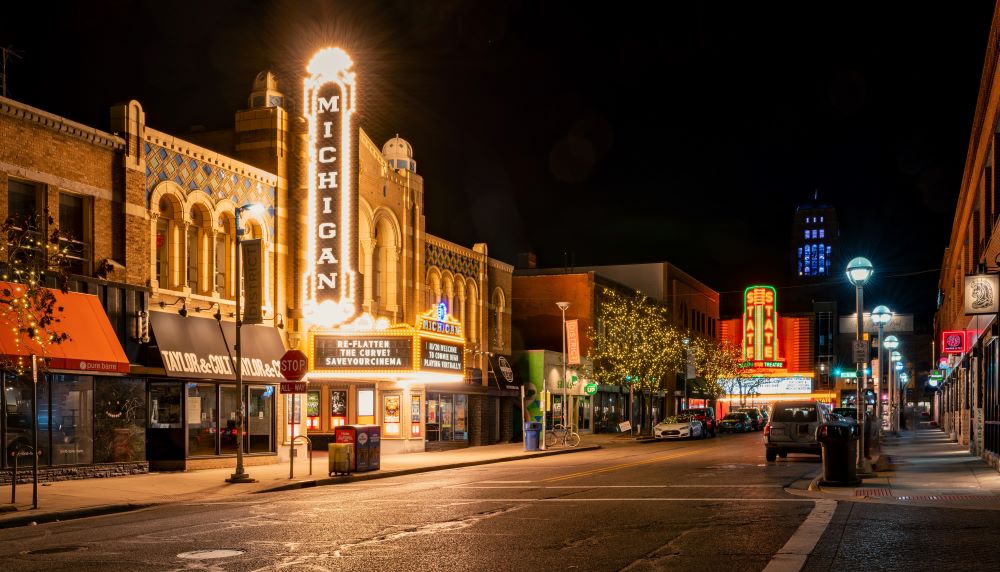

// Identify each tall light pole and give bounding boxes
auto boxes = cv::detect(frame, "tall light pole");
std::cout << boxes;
[682,337,691,411]
[556,302,570,430]
[871,306,892,428]
[846,257,873,472]
[227,202,263,484]
[884,336,900,434]
[891,349,903,433]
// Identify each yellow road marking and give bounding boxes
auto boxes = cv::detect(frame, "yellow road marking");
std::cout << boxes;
[543,448,702,482]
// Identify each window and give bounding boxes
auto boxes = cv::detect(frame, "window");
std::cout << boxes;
[358,388,375,424]
[187,207,212,294]
[383,394,401,436]
[7,179,40,221]
[156,197,180,288]
[216,215,235,299]
[804,229,809,239]
[330,389,347,427]
[819,229,825,238]
[187,383,217,456]
[59,193,91,275]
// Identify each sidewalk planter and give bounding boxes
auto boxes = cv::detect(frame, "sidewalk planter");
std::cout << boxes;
[816,422,860,486]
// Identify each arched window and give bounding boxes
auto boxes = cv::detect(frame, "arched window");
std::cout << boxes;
[187,206,212,294]
[372,226,382,304]
[466,280,478,343]
[216,214,235,299]
[373,216,399,311]
[492,288,506,350]
[156,197,181,288]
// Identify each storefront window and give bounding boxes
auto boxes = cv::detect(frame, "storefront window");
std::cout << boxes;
[330,389,347,427]
[220,385,240,454]
[286,391,302,438]
[150,383,182,428]
[3,373,34,468]
[424,392,469,443]
[248,386,274,453]
[46,375,93,466]
[94,377,146,463]
[306,390,321,431]
[383,394,401,436]
[455,394,467,440]
[426,396,439,441]
[358,388,375,425]
[187,383,217,456]
[411,395,421,437]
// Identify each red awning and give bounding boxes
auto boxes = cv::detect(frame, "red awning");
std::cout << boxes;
[0,283,129,374]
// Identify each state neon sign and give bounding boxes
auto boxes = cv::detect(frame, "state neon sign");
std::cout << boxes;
[743,285,782,364]
[303,47,361,327]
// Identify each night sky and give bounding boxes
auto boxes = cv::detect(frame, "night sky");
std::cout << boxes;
[1,1,994,322]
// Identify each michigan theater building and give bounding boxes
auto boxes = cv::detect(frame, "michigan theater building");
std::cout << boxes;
[0,46,516,482]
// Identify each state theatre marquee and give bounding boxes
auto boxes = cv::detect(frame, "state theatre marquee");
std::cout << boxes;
[308,308,465,378]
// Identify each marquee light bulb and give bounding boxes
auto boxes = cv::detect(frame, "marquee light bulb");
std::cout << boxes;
[307,47,354,78]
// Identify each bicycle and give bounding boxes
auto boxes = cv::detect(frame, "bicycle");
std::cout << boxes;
[544,423,581,448]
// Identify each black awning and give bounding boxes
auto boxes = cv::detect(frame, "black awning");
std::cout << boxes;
[147,311,286,383]
[488,354,522,391]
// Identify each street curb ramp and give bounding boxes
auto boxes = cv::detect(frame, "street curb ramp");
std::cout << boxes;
[258,444,603,493]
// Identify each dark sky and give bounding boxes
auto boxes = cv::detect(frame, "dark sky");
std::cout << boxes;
[1,1,994,322]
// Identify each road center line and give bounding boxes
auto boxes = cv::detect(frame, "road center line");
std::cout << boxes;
[762,499,838,572]
[450,484,785,489]
[361,498,816,503]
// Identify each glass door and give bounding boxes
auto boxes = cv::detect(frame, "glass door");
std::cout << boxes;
[440,394,454,441]
[247,385,273,453]
[426,394,440,441]
[219,385,240,454]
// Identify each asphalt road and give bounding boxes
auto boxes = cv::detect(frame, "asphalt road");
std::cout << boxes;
[1,431,998,571]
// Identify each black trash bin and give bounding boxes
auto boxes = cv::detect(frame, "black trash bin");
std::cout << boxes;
[816,422,860,487]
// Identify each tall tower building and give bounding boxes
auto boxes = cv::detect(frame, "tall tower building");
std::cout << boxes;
[791,192,839,281]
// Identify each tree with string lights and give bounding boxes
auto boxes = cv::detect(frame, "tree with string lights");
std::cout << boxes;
[689,338,747,402]
[0,209,73,375]
[587,287,685,435]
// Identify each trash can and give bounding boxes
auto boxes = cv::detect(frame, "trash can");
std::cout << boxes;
[816,422,860,486]
[329,443,354,476]
[524,421,542,451]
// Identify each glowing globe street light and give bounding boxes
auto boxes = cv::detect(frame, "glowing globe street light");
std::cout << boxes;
[870,305,892,424]
[884,335,900,433]
[846,257,873,471]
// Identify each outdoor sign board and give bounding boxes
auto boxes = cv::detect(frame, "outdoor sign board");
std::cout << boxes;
[280,381,308,393]
[964,274,1000,315]
[419,338,464,372]
[313,335,413,371]
[743,285,780,362]
[303,47,361,326]
[942,330,967,354]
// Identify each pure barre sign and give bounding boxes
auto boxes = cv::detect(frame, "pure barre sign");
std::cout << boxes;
[304,47,361,325]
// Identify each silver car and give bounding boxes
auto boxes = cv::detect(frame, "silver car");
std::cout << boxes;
[763,401,831,461]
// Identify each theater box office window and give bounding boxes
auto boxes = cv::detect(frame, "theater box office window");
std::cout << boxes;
[143,312,285,470]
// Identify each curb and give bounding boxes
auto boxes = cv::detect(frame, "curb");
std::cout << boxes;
[258,444,603,493]
[0,502,156,530]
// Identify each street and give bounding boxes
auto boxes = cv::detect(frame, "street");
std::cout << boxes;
[1,432,996,571]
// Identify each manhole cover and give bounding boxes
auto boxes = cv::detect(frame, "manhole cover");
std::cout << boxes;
[24,546,87,555]
[177,549,244,560]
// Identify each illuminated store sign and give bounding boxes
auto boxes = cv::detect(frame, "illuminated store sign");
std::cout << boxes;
[313,336,413,371]
[303,47,361,327]
[420,339,464,372]
[743,285,782,363]
[942,330,967,354]
[720,376,813,394]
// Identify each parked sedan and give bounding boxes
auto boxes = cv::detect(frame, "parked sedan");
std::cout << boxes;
[719,412,753,433]
[654,415,705,440]
[735,407,765,430]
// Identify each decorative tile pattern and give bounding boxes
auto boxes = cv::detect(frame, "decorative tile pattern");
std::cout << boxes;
[144,141,276,235]
[425,242,480,279]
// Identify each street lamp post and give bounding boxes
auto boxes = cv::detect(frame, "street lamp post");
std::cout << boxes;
[871,306,893,428]
[682,337,691,410]
[556,302,571,432]
[891,349,903,433]
[884,336,900,434]
[227,202,263,484]
[846,257,873,472]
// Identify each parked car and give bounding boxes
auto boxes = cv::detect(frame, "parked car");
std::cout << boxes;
[654,415,705,440]
[832,407,858,422]
[736,407,765,430]
[681,407,717,437]
[764,400,831,462]
[719,412,753,433]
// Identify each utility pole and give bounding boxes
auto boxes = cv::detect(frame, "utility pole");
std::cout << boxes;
[1,46,24,98]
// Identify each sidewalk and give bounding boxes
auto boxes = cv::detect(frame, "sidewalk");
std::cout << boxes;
[0,434,616,529]
[809,427,1000,507]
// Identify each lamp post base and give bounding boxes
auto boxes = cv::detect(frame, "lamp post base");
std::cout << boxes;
[226,473,257,483]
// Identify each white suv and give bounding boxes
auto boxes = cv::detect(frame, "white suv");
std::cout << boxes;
[763,400,831,462]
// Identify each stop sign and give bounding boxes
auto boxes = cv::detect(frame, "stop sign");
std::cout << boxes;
[280,349,309,381]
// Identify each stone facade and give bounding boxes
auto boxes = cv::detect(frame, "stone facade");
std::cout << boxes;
[0,462,148,485]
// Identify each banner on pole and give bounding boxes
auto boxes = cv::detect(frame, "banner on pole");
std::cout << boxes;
[566,319,581,365]
[241,239,263,325]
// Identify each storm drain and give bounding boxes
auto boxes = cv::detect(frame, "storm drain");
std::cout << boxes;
[177,549,245,559]
[855,488,892,497]
[24,546,87,555]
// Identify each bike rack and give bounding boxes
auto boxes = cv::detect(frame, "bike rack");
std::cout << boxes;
[290,435,313,478]
[9,445,36,503]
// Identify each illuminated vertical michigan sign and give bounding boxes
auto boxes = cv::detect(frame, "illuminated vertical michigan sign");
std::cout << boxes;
[743,285,779,362]
[303,48,361,327]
